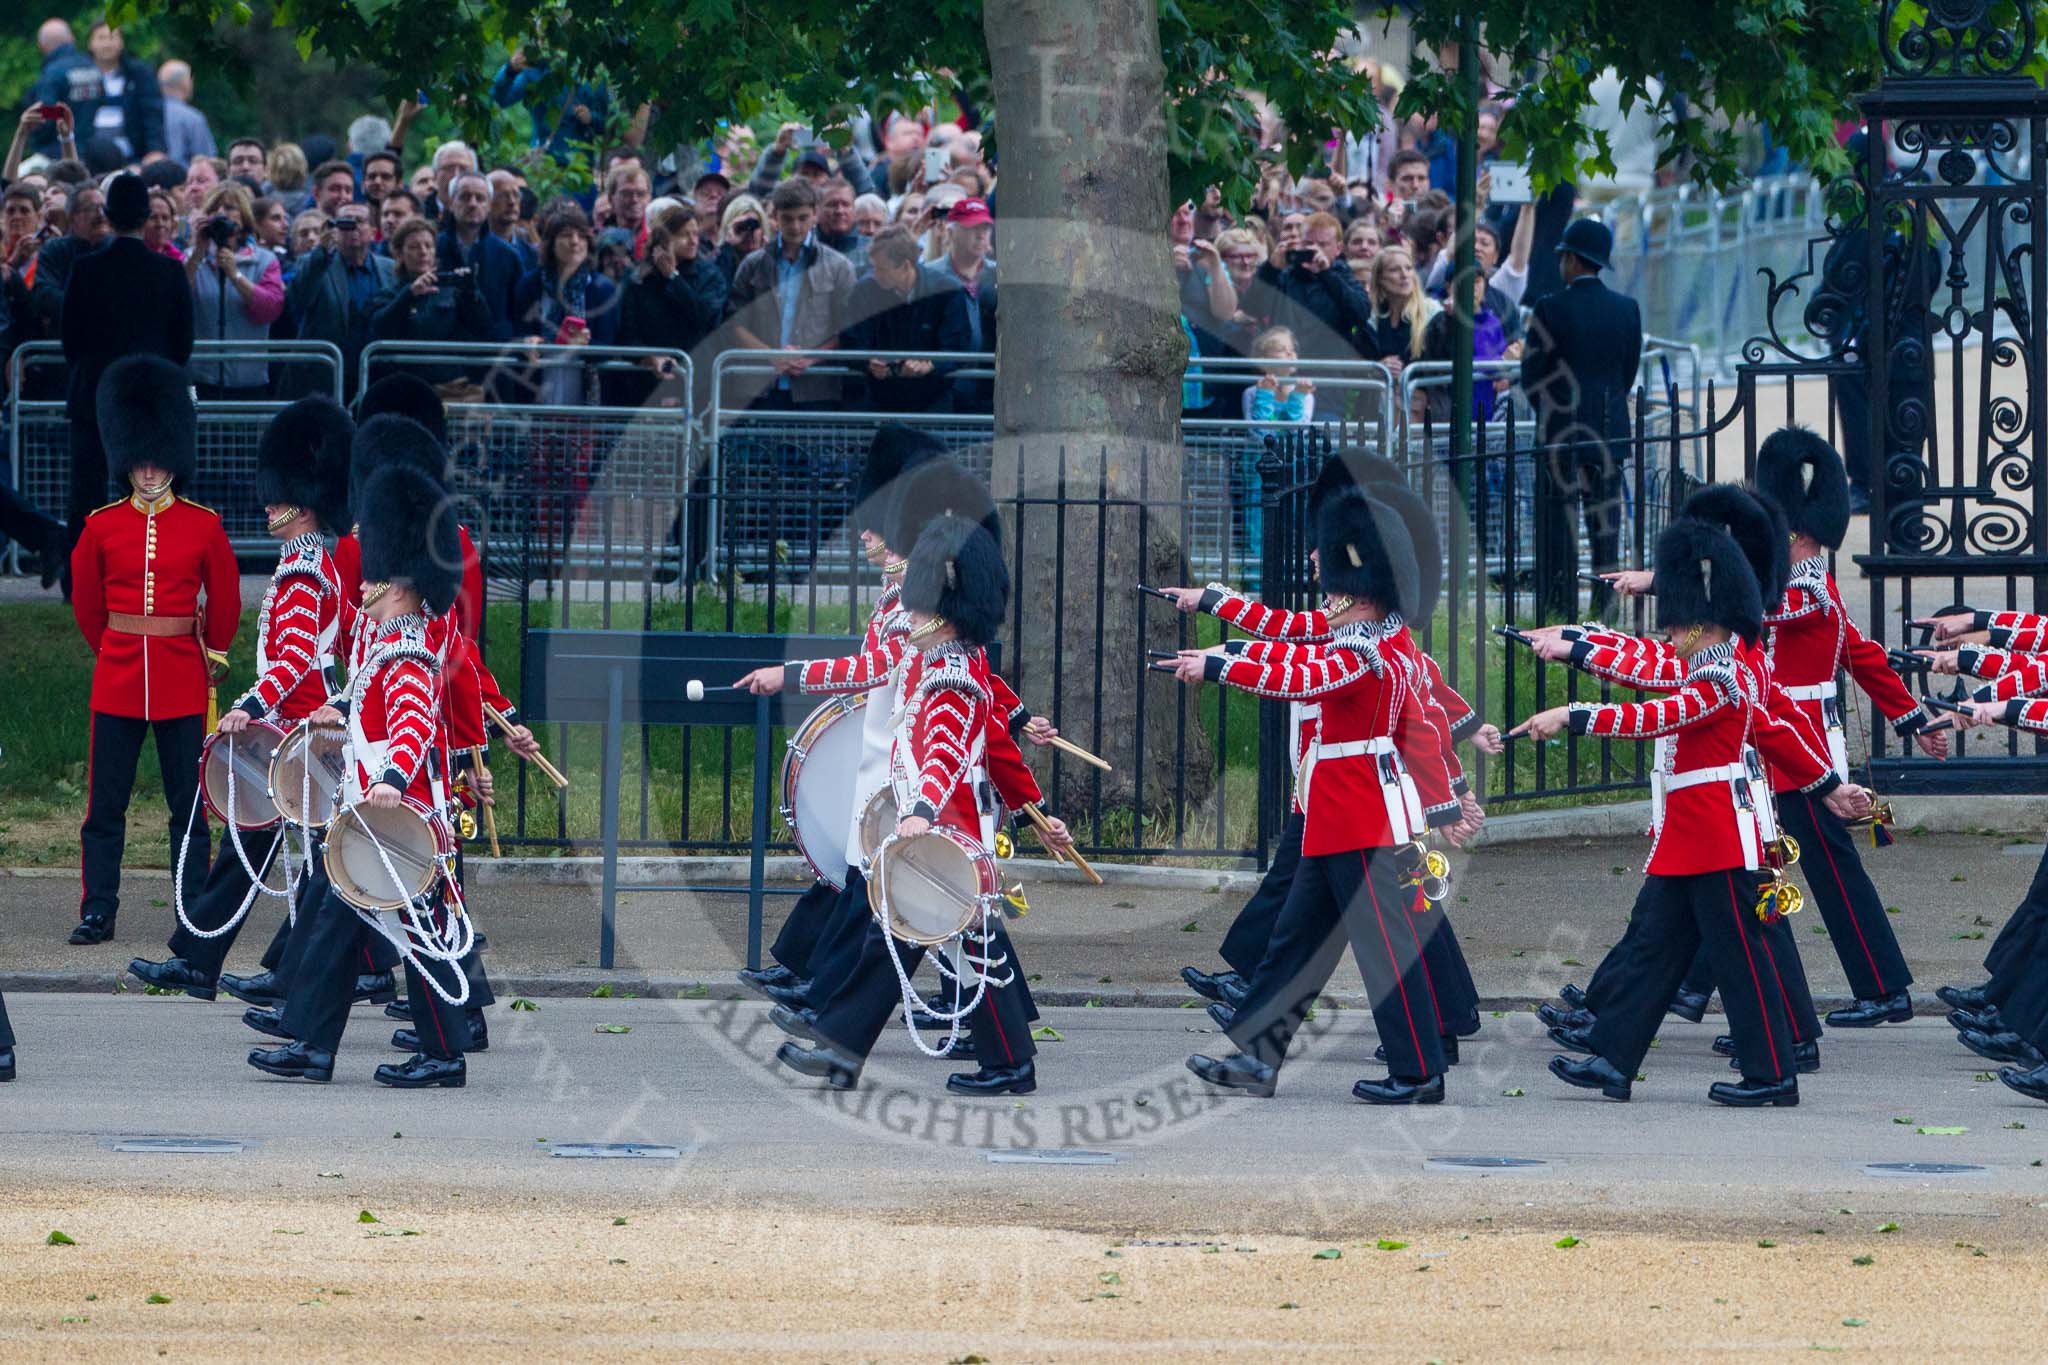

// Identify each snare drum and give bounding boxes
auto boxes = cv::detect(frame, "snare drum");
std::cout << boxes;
[866,825,1000,945]
[779,694,867,888]
[268,719,349,827]
[857,786,897,863]
[324,796,454,910]
[199,721,289,830]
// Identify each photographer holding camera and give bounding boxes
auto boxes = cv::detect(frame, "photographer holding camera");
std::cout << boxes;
[371,216,495,392]
[185,184,285,400]
[283,201,394,400]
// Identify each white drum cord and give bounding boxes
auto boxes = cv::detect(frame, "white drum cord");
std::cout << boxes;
[173,733,293,941]
[870,834,1013,1059]
[346,805,472,1008]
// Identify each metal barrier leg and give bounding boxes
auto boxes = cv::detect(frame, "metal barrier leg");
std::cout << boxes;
[600,665,625,970]
[748,692,770,972]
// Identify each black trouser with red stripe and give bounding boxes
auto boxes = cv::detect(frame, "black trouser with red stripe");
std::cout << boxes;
[1777,791,1912,999]
[282,884,469,1058]
[79,711,207,927]
[1226,846,1446,1082]
[1674,901,1822,1044]
[169,824,287,983]
[0,989,13,1050]
[1983,845,2048,1004]
[771,878,842,976]
[812,916,1036,1068]
[1587,871,1796,1081]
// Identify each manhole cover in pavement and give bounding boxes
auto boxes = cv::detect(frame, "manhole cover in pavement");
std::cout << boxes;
[548,1143,681,1160]
[1426,1156,1549,1171]
[985,1148,1118,1165]
[1864,1162,1986,1177]
[110,1137,246,1154]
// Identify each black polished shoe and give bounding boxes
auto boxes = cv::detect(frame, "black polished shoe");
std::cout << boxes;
[392,1027,420,1052]
[1996,1063,2048,1103]
[1825,991,1913,1028]
[68,916,114,946]
[1948,1006,2005,1034]
[126,956,219,1001]
[1376,1037,1460,1066]
[384,999,412,1022]
[352,972,397,1005]
[1205,1001,1235,1032]
[1936,983,1992,1012]
[1537,1002,1593,1030]
[220,970,285,1008]
[1186,1052,1277,1097]
[466,1010,488,1051]
[1959,1028,2046,1067]
[737,965,796,1000]
[374,1053,466,1088]
[769,1003,823,1044]
[1548,1023,1598,1056]
[1731,1041,1819,1073]
[1549,1053,1631,1100]
[0,1049,14,1082]
[1709,1074,1799,1107]
[776,1040,861,1089]
[1712,1034,1737,1057]
[1667,989,1709,1023]
[242,1006,292,1040]
[760,979,813,1010]
[1353,1073,1445,1105]
[1216,975,1251,1011]
[947,1062,1036,1095]
[247,1040,334,1082]
[1180,966,1244,1004]
[1559,982,1589,1010]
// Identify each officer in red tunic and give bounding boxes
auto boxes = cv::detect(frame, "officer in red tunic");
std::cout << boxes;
[68,355,241,946]
[128,397,354,998]
[1529,519,1811,1107]
[251,462,474,1087]
[774,511,1071,1093]
[1176,488,1456,1104]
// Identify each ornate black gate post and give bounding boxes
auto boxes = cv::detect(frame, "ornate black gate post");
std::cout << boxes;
[1859,2,2048,793]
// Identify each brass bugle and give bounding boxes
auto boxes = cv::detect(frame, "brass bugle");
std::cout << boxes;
[484,702,569,789]
[1493,624,1535,647]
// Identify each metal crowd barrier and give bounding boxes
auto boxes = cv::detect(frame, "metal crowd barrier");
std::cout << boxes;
[705,348,1393,588]
[7,340,343,559]
[354,342,694,583]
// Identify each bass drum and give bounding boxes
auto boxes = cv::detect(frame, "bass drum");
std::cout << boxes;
[779,694,866,889]
[268,719,349,828]
[324,796,454,911]
[867,825,1000,946]
[199,721,288,830]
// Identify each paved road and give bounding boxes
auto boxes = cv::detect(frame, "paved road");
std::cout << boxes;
[6,994,2045,1234]
[2,830,2035,1007]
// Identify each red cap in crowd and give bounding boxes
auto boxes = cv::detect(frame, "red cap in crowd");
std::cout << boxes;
[947,198,992,226]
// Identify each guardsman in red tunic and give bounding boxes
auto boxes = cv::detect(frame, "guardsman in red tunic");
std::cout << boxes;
[254,462,474,1087]
[1523,485,1867,1077]
[1176,488,1457,1104]
[68,355,241,946]
[774,511,1072,1093]
[1526,519,1822,1108]
[128,397,354,999]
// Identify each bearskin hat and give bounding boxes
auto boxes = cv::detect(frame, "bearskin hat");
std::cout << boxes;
[349,414,449,522]
[1683,483,1789,607]
[357,464,464,615]
[1363,479,1442,621]
[901,513,1008,647]
[851,425,947,533]
[255,397,355,533]
[1307,449,1408,519]
[882,456,1001,559]
[1317,488,1416,616]
[357,372,447,444]
[97,355,195,487]
[1652,517,1764,645]
[1755,426,1851,551]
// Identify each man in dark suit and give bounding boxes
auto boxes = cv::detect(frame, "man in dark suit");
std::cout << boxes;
[59,174,194,569]
[434,171,522,340]
[839,225,946,413]
[1520,218,1642,621]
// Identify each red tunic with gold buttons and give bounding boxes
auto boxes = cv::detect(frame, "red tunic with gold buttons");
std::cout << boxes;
[69,489,241,720]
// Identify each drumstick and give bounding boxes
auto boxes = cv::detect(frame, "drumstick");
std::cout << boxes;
[1045,734,1112,772]
[686,679,746,700]
[469,746,501,858]
[483,702,568,789]
[1136,584,1180,604]
[1021,802,1103,885]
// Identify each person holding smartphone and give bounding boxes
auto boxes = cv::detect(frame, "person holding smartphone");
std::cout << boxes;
[512,205,618,405]
[5,102,77,185]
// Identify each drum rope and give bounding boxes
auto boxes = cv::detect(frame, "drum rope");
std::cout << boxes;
[871,835,1001,1059]
[174,735,290,942]
[347,805,472,1008]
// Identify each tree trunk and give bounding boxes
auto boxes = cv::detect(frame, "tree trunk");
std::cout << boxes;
[984,0,1217,839]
